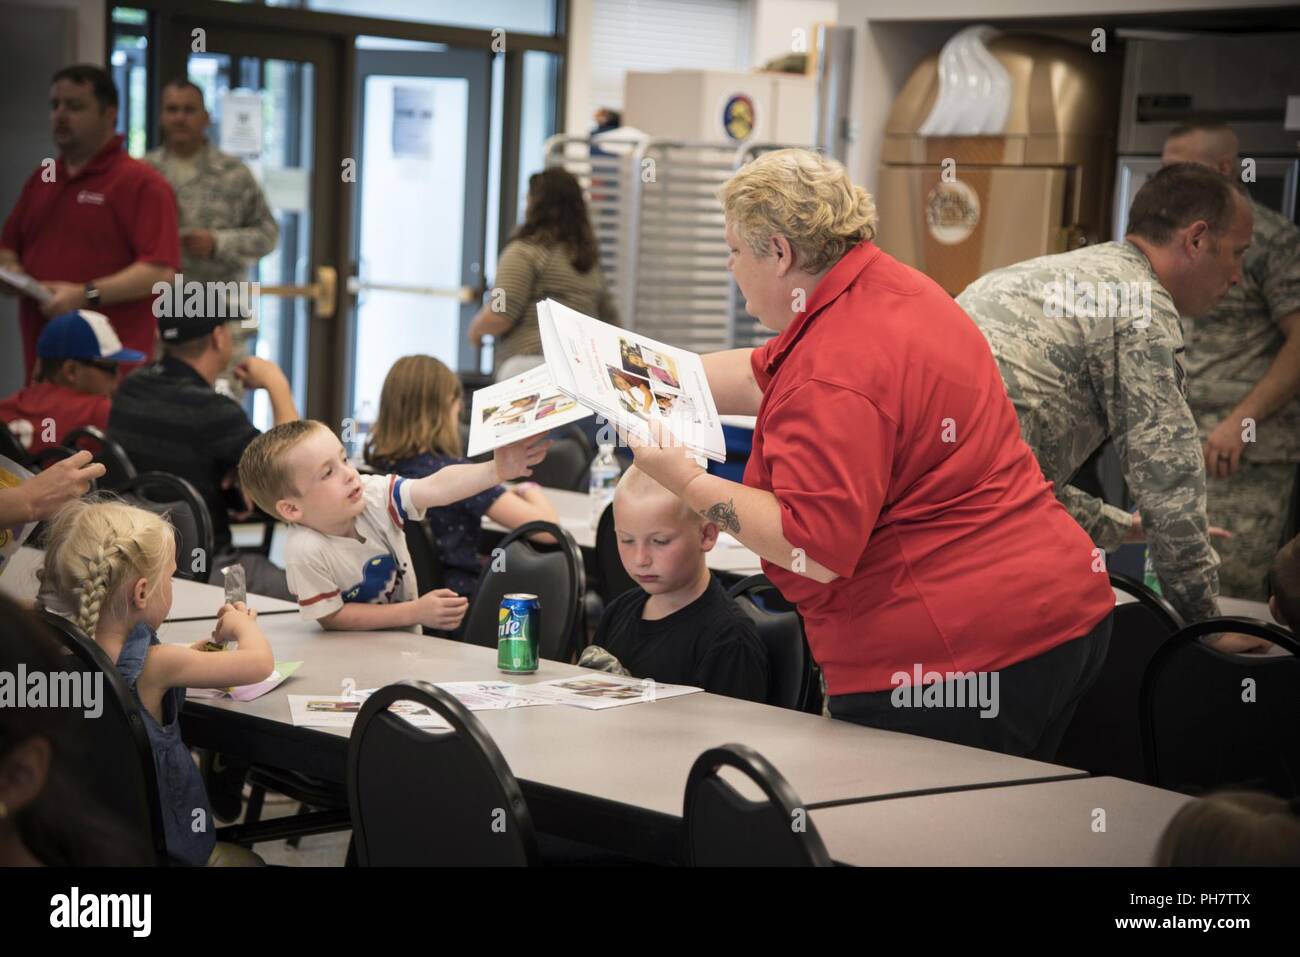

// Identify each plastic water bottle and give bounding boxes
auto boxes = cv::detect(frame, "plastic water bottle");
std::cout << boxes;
[351,399,374,464]
[589,441,622,529]
[1143,548,1162,596]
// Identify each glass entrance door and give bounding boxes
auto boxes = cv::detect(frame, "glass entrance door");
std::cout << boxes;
[161,22,342,428]
[345,46,491,418]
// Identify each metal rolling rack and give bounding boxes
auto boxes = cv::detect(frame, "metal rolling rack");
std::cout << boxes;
[543,135,798,351]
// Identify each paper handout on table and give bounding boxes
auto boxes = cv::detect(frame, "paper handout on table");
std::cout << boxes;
[353,681,547,711]
[536,299,726,462]
[513,674,702,710]
[0,266,52,305]
[188,661,302,702]
[287,694,449,729]
[0,456,38,578]
[466,363,593,456]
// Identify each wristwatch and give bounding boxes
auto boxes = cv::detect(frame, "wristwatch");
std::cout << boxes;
[83,282,100,307]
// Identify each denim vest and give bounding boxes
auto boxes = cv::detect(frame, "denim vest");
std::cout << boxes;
[115,623,215,866]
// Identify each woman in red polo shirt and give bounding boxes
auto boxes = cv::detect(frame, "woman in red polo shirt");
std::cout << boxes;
[626,149,1115,759]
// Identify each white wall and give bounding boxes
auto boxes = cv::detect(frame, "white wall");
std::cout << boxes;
[835,0,1290,193]
[752,0,839,67]
[569,0,832,137]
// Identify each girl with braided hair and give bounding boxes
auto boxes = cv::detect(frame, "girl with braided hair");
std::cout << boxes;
[36,499,274,865]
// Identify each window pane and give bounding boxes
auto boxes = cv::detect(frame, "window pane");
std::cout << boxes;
[301,0,555,34]
[517,49,558,218]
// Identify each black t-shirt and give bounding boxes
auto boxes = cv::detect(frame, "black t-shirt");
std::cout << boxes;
[593,574,769,703]
[108,356,260,549]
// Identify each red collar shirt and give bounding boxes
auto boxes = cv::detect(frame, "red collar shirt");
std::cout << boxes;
[0,382,110,454]
[744,241,1114,695]
[1,134,180,379]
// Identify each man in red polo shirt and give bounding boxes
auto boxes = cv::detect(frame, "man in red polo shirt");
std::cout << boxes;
[0,64,178,382]
[626,149,1115,760]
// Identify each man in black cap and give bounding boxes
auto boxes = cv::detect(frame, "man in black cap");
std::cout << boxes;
[108,313,298,598]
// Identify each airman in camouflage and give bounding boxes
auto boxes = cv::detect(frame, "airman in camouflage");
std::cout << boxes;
[956,163,1255,623]
[145,80,279,398]
[1163,124,1300,601]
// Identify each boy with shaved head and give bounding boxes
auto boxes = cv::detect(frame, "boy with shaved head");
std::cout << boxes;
[588,465,768,702]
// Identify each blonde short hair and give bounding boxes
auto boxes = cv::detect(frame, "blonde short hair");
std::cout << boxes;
[1154,791,1300,866]
[38,498,174,638]
[718,148,878,274]
[239,419,329,515]
[614,464,700,526]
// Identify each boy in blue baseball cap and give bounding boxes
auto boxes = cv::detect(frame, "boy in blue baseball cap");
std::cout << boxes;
[0,310,144,454]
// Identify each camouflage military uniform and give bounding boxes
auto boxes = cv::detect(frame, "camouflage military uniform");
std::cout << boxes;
[145,142,279,398]
[957,240,1220,622]
[1183,201,1300,599]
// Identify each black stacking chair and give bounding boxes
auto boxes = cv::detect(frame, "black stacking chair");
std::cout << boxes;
[683,743,833,866]
[0,424,31,466]
[727,574,820,712]
[29,443,76,470]
[594,500,637,605]
[526,424,594,492]
[1141,616,1300,797]
[405,518,447,595]
[347,680,539,866]
[62,425,136,491]
[26,444,98,546]
[461,521,584,662]
[33,608,169,865]
[117,473,214,582]
[1056,572,1184,779]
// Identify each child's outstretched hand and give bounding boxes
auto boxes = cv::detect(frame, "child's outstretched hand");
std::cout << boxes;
[415,588,469,631]
[493,434,552,482]
[211,601,259,645]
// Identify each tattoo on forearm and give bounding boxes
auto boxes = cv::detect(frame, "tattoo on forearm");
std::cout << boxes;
[702,499,741,534]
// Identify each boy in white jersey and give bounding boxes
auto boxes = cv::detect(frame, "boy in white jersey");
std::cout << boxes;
[238,420,548,633]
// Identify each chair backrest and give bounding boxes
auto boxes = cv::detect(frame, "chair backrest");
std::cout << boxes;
[526,424,594,492]
[594,500,638,605]
[63,425,137,492]
[405,518,447,595]
[117,472,215,582]
[0,422,32,467]
[727,574,818,712]
[29,444,76,470]
[461,521,584,662]
[1141,616,1300,797]
[1055,572,1185,780]
[32,608,170,864]
[347,680,538,865]
[683,743,832,866]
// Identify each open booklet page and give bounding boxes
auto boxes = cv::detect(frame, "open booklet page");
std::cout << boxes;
[466,363,593,457]
[537,298,726,462]
[512,674,702,710]
[287,694,450,730]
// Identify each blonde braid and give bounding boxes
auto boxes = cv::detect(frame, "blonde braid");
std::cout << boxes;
[74,539,123,637]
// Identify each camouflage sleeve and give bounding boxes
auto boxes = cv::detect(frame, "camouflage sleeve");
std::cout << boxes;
[1055,483,1134,552]
[1257,219,1300,321]
[212,166,280,267]
[1089,313,1220,621]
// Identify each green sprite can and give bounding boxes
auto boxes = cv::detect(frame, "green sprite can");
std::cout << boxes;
[498,593,540,674]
